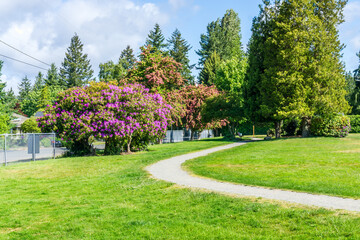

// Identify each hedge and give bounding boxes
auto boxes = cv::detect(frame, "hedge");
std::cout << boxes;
[349,115,360,133]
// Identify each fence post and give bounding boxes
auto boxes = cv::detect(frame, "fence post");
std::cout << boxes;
[53,133,55,159]
[4,134,7,166]
[32,133,35,161]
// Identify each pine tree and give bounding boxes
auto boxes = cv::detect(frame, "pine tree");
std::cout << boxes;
[197,9,243,84]
[167,29,194,84]
[33,72,45,92]
[45,63,61,87]
[60,33,94,88]
[198,51,221,85]
[145,23,167,52]
[5,88,17,111]
[119,45,136,70]
[18,76,32,102]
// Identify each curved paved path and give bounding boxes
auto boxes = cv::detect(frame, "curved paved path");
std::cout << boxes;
[146,142,360,212]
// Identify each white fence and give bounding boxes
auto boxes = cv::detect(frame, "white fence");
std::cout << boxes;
[0,133,61,166]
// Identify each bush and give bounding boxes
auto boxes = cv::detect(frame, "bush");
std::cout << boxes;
[21,118,41,133]
[0,114,10,134]
[348,115,360,133]
[38,82,171,155]
[237,120,273,135]
[311,115,350,137]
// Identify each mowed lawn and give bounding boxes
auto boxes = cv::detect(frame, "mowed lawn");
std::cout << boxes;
[0,139,359,239]
[185,134,360,199]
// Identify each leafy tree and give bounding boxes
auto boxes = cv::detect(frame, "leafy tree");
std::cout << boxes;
[202,57,248,137]
[167,29,194,84]
[18,76,32,102]
[60,33,94,88]
[177,84,222,140]
[0,114,9,134]
[145,23,167,52]
[125,45,184,94]
[197,9,243,84]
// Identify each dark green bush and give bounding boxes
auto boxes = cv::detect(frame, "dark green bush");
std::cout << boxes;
[311,115,350,137]
[348,115,360,133]
[237,121,273,135]
[284,119,298,136]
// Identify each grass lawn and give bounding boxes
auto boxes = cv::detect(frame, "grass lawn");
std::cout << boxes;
[185,134,360,199]
[0,138,359,239]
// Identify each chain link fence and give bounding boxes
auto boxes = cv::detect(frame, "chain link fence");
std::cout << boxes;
[163,129,214,143]
[0,133,65,166]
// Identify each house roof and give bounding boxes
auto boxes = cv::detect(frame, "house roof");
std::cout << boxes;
[10,113,29,127]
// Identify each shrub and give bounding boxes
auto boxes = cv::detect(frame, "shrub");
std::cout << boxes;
[38,82,171,155]
[21,118,41,133]
[311,115,351,137]
[348,115,360,133]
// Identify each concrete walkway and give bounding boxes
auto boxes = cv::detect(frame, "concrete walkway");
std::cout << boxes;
[146,142,360,212]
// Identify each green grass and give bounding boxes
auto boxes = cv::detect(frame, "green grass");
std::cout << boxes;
[0,138,359,239]
[185,134,360,199]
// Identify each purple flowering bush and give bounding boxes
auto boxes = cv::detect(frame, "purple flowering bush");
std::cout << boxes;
[38,82,171,155]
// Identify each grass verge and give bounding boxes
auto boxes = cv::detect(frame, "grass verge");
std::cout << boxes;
[0,138,359,239]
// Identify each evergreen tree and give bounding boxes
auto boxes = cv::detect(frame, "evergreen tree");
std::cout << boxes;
[197,9,243,84]
[145,23,167,52]
[198,51,221,85]
[18,76,32,102]
[33,72,45,92]
[351,51,360,114]
[245,0,349,138]
[0,61,5,105]
[45,63,61,87]
[5,88,17,111]
[119,45,136,70]
[168,29,195,84]
[60,33,94,88]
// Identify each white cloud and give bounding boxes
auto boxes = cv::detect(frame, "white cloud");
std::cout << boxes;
[351,35,360,49]
[0,0,169,94]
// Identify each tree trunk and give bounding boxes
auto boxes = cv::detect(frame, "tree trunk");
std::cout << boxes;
[190,130,194,141]
[274,120,282,139]
[127,136,132,153]
[301,117,311,137]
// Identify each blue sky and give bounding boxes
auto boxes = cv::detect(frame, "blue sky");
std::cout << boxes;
[0,0,359,93]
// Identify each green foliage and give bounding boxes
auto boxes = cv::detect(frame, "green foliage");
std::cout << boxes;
[18,76,32,102]
[60,33,94,88]
[197,9,243,67]
[33,72,45,92]
[349,115,360,133]
[45,63,62,88]
[99,46,136,83]
[119,45,136,70]
[145,23,167,52]
[350,51,360,114]
[311,115,350,137]
[202,57,248,136]
[21,117,41,133]
[198,51,221,85]
[236,120,273,135]
[245,0,349,138]
[0,114,10,134]
[197,9,243,85]
[167,29,194,84]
